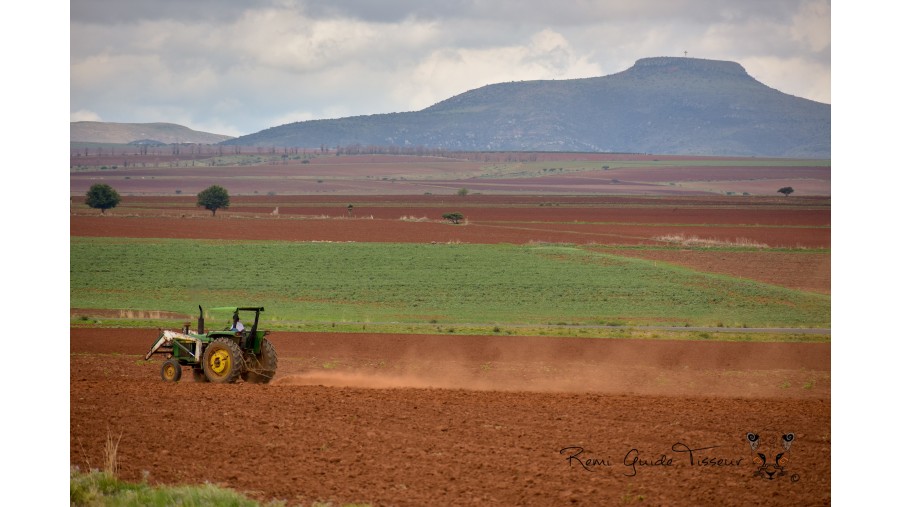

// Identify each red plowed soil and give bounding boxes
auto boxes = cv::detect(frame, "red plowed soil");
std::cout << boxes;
[70,215,829,248]
[605,249,831,294]
[71,328,830,506]
[70,194,831,249]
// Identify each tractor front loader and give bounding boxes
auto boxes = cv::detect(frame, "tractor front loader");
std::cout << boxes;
[145,305,278,384]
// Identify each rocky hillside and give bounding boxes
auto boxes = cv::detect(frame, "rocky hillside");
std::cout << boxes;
[226,57,830,158]
[71,121,233,144]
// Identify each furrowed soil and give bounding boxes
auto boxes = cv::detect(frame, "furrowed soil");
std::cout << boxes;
[603,249,831,294]
[71,328,830,506]
[70,194,831,249]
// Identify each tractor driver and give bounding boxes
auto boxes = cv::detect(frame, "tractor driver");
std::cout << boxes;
[231,314,245,333]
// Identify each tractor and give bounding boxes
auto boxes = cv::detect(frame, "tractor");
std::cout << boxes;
[145,306,277,384]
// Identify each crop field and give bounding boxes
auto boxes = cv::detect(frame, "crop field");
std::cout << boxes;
[71,239,829,331]
[71,184,830,504]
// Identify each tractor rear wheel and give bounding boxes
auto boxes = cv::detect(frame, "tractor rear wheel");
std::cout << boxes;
[202,338,244,384]
[242,338,278,384]
[161,359,182,382]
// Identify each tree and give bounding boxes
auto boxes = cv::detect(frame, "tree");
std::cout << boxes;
[442,212,464,224]
[85,183,121,214]
[777,186,795,197]
[457,187,469,196]
[197,185,230,216]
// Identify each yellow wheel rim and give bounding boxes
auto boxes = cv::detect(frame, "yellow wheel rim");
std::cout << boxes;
[209,349,231,375]
[163,364,176,380]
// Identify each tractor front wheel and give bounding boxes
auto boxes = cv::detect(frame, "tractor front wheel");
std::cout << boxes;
[242,338,278,384]
[161,359,182,382]
[202,338,244,384]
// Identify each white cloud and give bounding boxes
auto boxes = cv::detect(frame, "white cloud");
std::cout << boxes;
[792,0,831,52]
[71,109,103,122]
[400,29,604,111]
[742,56,831,104]
[70,0,831,135]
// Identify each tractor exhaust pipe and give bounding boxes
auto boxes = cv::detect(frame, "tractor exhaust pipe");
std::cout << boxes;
[198,305,205,334]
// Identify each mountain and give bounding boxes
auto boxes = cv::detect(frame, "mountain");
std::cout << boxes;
[70,121,233,144]
[225,57,830,158]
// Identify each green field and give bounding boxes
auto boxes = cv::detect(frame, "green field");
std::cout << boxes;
[71,238,829,331]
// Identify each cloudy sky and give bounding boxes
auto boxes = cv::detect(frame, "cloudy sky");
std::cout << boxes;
[71,0,831,137]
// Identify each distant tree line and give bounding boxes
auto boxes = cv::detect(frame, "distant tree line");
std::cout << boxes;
[73,142,563,163]
[328,144,543,162]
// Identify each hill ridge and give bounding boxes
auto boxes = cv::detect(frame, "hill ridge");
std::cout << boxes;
[71,121,234,144]
[226,56,829,158]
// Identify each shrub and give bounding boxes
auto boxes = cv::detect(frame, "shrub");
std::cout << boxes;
[442,212,464,224]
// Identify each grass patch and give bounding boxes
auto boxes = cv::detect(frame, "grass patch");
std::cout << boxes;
[104,430,123,477]
[653,233,769,248]
[70,468,289,507]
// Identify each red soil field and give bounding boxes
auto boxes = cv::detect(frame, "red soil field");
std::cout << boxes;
[71,194,830,249]
[604,249,831,294]
[70,214,830,249]
[99,194,831,224]
[71,328,830,506]
[116,194,828,207]
[199,206,826,225]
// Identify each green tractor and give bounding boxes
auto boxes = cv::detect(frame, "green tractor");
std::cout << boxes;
[145,306,277,384]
